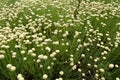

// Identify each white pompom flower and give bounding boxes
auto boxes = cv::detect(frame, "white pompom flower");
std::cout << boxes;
[109,64,114,69]
[43,74,48,79]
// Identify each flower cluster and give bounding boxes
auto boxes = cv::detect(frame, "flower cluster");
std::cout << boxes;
[17,74,24,80]
[6,64,16,71]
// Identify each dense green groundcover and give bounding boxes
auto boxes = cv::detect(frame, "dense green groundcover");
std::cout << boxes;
[0,0,120,80]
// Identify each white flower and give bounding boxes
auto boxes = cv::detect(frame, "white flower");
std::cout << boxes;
[10,66,16,71]
[103,57,106,60]
[82,73,85,77]
[12,52,16,56]
[94,65,98,68]
[18,78,24,80]
[99,68,105,73]
[17,74,22,79]
[78,69,82,72]
[56,77,63,80]
[116,77,120,80]
[70,62,74,66]
[59,78,63,80]
[6,64,12,68]
[53,41,59,45]
[81,54,85,58]
[17,74,24,80]
[43,55,48,60]
[101,77,105,80]
[115,64,119,68]
[59,71,64,75]
[87,63,91,67]
[21,50,25,54]
[30,53,36,57]
[40,65,43,68]
[55,50,60,53]
[109,64,114,69]
[6,64,16,71]
[95,73,99,77]
[77,39,81,42]
[43,74,48,79]
[38,54,44,59]
[70,58,73,61]
[45,47,51,52]
[28,50,33,54]
[47,66,51,70]
[0,54,5,59]
[36,59,41,63]
[72,65,77,70]
[50,52,56,58]
[23,57,27,61]
[65,49,68,52]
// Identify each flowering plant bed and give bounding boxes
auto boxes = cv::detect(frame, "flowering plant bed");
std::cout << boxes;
[0,0,120,80]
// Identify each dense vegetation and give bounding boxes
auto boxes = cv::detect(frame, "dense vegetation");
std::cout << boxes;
[0,0,120,80]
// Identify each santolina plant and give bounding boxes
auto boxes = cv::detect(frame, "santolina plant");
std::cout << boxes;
[0,0,120,80]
